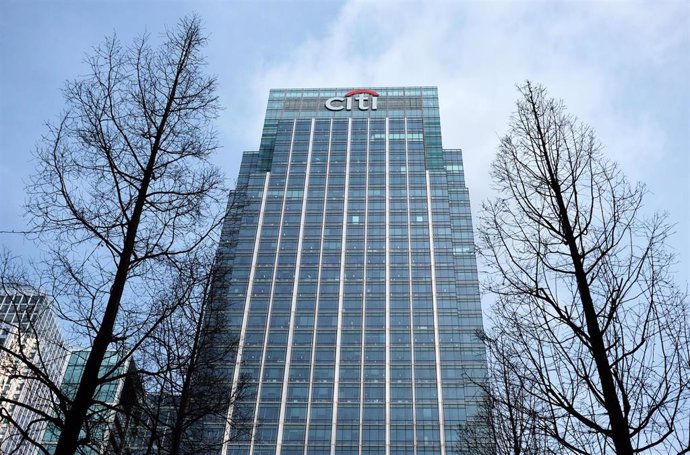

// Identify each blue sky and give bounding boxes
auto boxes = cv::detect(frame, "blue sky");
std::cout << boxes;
[1,0,688,289]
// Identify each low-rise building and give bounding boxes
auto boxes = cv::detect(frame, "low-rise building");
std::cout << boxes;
[42,350,144,455]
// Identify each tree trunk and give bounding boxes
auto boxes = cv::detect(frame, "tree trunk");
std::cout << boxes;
[53,145,157,455]
[168,300,206,455]
[525,85,634,455]
[53,41,188,454]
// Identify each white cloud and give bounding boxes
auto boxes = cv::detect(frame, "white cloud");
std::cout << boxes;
[244,0,688,279]
[253,3,676,181]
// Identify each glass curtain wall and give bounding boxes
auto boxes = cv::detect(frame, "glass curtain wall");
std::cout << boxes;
[203,88,487,455]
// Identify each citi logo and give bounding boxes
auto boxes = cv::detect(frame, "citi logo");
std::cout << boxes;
[325,89,379,111]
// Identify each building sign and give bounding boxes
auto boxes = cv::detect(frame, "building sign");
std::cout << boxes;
[325,89,379,111]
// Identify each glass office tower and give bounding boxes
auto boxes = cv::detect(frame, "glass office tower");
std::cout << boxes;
[0,289,66,455]
[208,87,487,455]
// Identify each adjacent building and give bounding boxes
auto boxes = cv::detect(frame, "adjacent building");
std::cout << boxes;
[41,350,143,455]
[0,288,67,455]
[200,86,488,455]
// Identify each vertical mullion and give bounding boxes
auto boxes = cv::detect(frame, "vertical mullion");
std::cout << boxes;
[326,120,341,455]
[276,119,314,454]
[330,118,351,455]
[249,119,297,455]
[222,171,270,455]
[385,118,391,455]
[426,170,447,455]
[358,118,370,455]
[405,118,418,455]
[304,119,333,455]
[302,119,320,455]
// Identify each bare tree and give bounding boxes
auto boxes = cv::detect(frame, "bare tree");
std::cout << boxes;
[23,15,226,455]
[0,253,69,455]
[477,82,690,454]
[133,248,252,455]
[456,331,563,455]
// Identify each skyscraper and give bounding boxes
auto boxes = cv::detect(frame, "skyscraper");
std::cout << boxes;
[205,87,487,455]
[0,288,66,455]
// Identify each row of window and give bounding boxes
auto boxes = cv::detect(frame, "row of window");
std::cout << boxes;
[266,107,441,120]
[249,423,446,445]
[243,347,457,364]
[240,448,446,455]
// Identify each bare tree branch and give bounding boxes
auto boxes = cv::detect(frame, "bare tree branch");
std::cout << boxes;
[475,82,690,455]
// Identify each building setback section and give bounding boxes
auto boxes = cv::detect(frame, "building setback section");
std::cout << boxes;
[199,87,487,455]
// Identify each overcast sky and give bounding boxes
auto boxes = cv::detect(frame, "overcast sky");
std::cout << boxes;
[1,0,688,289]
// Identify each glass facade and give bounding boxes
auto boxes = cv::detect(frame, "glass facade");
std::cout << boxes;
[0,289,66,455]
[207,87,487,455]
[42,351,141,455]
